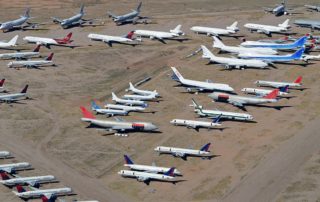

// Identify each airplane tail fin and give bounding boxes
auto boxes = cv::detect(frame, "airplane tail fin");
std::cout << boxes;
[23,8,30,18]
[80,4,85,14]
[263,89,279,99]
[124,155,134,164]
[16,185,26,193]
[80,106,96,119]
[201,45,215,59]
[91,100,101,110]
[278,19,290,29]
[41,195,50,202]
[0,172,10,180]
[212,36,225,48]
[20,85,28,94]
[164,167,175,177]
[170,25,184,35]
[279,85,289,93]
[111,92,119,101]
[290,48,305,59]
[200,143,211,152]
[129,82,136,91]
[136,2,142,12]
[294,76,302,84]
[8,35,19,46]
[226,21,239,32]
[170,67,184,82]
[63,32,73,43]
[191,98,202,110]
[125,31,134,39]
[0,79,5,87]
[213,114,222,124]
[293,36,307,47]
[33,45,41,52]
[45,53,54,61]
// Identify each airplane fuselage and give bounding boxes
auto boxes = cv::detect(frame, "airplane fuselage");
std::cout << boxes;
[190,26,234,36]
[0,175,55,186]
[8,60,52,68]
[88,34,133,43]
[14,187,72,199]
[23,36,59,45]
[209,92,278,105]
[255,80,301,88]
[104,104,146,112]
[0,52,39,60]
[118,170,175,182]
[134,30,178,39]
[154,146,210,158]
[195,109,253,121]
[124,164,181,175]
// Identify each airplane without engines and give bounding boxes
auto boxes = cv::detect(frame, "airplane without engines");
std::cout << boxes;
[8,53,54,68]
[190,21,239,37]
[91,101,128,116]
[0,173,55,187]
[104,103,146,112]
[88,31,135,47]
[170,115,222,131]
[244,19,290,36]
[0,85,29,103]
[241,85,289,97]
[0,162,31,173]
[255,76,302,88]
[23,32,74,49]
[134,25,185,43]
[13,185,72,200]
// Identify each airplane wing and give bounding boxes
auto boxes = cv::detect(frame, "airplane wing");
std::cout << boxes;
[43,193,54,199]
[0,167,12,173]
[114,117,125,122]
[228,99,245,107]
[26,180,38,187]
[107,11,118,19]
[257,29,270,35]
[137,176,150,182]
[51,17,62,24]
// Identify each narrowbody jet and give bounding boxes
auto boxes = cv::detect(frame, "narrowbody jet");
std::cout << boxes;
[112,92,147,107]
[88,31,135,47]
[127,82,159,97]
[294,19,320,31]
[0,8,38,32]
[91,101,128,116]
[241,36,307,50]
[134,25,185,43]
[0,162,31,173]
[305,4,320,12]
[0,45,40,60]
[255,76,302,88]
[170,115,222,131]
[104,103,146,113]
[8,53,54,68]
[241,85,289,97]
[13,185,72,200]
[0,151,11,159]
[0,85,28,103]
[0,173,55,187]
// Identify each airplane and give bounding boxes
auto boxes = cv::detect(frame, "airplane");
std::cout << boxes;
[127,82,159,97]
[208,89,279,109]
[122,93,157,101]
[112,92,147,107]
[0,79,7,93]
[80,106,158,135]
[0,35,19,49]
[0,8,38,32]
[134,25,185,43]
[0,151,11,159]
[0,173,55,187]
[118,167,181,185]
[23,32,75,49]
[91,101,128,116]
[294,19,320,31]
[108,2,147,25]
[123,155,182,175]
[255,76,302,88]
[0,162,31,173]
[244,19,290,36]
[8,53,54,69]
[170,66,234,93]
[241,36,307,50]
[305,5,320,12]
[0,85,28,103]
[212,36,278,55]
[302,53,320,62]
[170,115,222,131]
[190,21,239,37]
[241,85,289,97]
[0,45,40,60]
[190,98,254,121]
[201,45,268,70]
[88,31,135,47]
[13,185,72,200]
[154,143,213,160]
[104,102,146,113]
[238,47,305,63]
[264,0,290,16]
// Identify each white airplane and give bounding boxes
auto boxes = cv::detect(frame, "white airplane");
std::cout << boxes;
[190,99,254,121]
[23,32,74,49]
[91,101,128,116]
[80,106,158,135]
[88,32,135,47]
[0,85,28,103]
[154,143,213,160]
[190,21,239,37]
[123,155,182,175]
[0,162,31,173]
[0,9,37,32]
[122,93,157,101]
[134,25,185,43]
[0,79,7,93]
[212,36,278,55]
[0,45,41,60]
[118,167,180,185]
[0,35,19,49]
[244,19,290,36]
[201,45,268,70]
[127,82,159,97]
[171,66,234,93]
[13,185,72,200]
[242,85,289,96]
[104,103,146,112]
[0,173,55,187]
[170,115,222,131]
[255,76,302,88]
[208,89,279,109]
[8,53,54,68]
[0,151,11,158]
[112,92,147,107]
[302,54,320,62]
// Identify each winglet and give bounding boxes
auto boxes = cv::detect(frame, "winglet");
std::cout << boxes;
[164,167,175,177]
[200,143,211,152]
[124,155,134,165]
[294,76,302,84]
[80,106,96,119]
[264,89,279,99]
[20,85,28,94]
[0,79,5,87]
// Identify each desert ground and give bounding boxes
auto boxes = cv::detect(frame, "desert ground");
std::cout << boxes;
[0,0,319,202]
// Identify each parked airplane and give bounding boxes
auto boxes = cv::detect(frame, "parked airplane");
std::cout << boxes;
[80,107,158,135]
[154,143,213,160]
[294,19,320,31]
[127,82,159,97]
[123,155,182,175]
[208,89,279,108]
[104,103,146,113]
[118,167,180,185]
[0,45,40,60]
[170,115,222,131]
[8,53,54,68]
[264,0,290,16]
[244,19,290,36]
[112,92,147,107]
[190,21,239,37]
[201,45,268,69]
[23,33,74,49]
[241,36,307,50]
[0,85,28,103]
[0,35,19,49]
[0,173,55,187]
[255,76,302,88]
[302,53,320,62]
[0,162,31,173]
[88,32,135,47]
[122,93,157,101]
[108,2,146,25]
[0,151,11,159]
[91,101,128,116]
[171,66,234,93]
[134,25,185,43]
[0,79,7,93]
[305,4,320,12]
[0,8,38,32]
[190,99,254,121]
[241,85,289,97]
[212,36,278,55]
[238,47,305,62]
[13,185,72,200]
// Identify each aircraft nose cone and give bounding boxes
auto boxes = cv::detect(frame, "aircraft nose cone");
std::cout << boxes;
[154,147,160,151]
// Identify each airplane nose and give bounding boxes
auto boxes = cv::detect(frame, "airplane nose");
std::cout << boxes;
[154,147,159,151]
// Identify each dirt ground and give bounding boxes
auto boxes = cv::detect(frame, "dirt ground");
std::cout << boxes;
[0,0,319,202]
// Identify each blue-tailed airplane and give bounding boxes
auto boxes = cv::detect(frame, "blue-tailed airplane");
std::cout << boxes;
[107,2,148,25]
[241,36,307,50]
